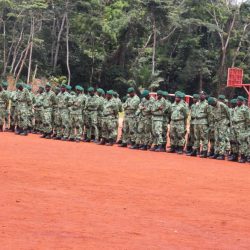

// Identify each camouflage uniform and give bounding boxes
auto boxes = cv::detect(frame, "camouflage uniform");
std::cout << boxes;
[9,90,18,130]
[162,98,172,147]
[97,95,105,139]
[186,102,198,151]
[85,94,100,141]
[113,96,123,141]
[69,93,86,140]
[135,96,154,147]
[0,88,9,131]
[122,95,140,145]
[151,97,167,147]
[213,101,231,157]
[193,100,211,153]
[33,92,45,133]
[231,104,250,159]
[170,100,189,151]
[43,90,56,135]
[57,91,71,139]
[101,97,119,143]
[27,90,35,130]
[16,88,32,133]
[208,107,216,156]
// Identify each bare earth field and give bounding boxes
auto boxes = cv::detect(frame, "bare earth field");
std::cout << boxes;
[0,133,250,250]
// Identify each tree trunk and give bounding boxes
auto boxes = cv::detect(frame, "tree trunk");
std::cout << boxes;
[27,17,35,84]
[53,13,66,72]
[2,21,6,76]
[152,16,156,76]
[66,14,71,84]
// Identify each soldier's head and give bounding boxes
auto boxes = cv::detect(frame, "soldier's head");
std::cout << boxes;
[106,90,113,100]
[199,91,206,101]
[66,85,72,93]
[208,97,217,107]
[193,94,199,103]
[61,84,66,93]
[38,86,44,94]
[127,87,135,97]
[75,85,83,95]
[175,91,182,103]
[97,88,103,97]
[237,96,244,107]
[45,82,51,92]
[157,90,163,100]
[230,99,237,108]
[141,90,150,100]
[162,91,168,100]
[88,87,95,96]
[218,95,226,103]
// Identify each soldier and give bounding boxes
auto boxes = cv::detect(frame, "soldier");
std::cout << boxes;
[16,83,32,136]
[149,90,167,152]
[41,83,56,139]
[229,96,250,163]
[119,87,140,147]
[0,84,9,131]
[189,92,211,158]
[9,85,18,132]
[113,91,123,142]
[33,86,45,133]
[162,91,172,152]
[52,86,61,138]
[2,81,10,130]
[84,87,100,142]
[169,92,189,154]
[186,94,199,155]
[25,84,35,132]
[98,90,118,146]
[208,97,231,160]
[56,84,71,140]
[131,90,154,150]
[228,99,237,159]
[68,86,85,142]
[97,88,105,140]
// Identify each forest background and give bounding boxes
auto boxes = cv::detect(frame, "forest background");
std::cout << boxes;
[0,0,250,97]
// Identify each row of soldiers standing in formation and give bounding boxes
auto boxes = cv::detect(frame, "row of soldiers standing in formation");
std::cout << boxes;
[0,81,249,163]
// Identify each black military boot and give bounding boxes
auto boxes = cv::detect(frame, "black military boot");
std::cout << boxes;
[238,155,246,163]
[161,144,167,152]
[9,125,15,132]
[186,146,192,154]
[98,138,106,145]
[177,146,184,155]
[228,154,238,162]
[20,130,28,136]
[216,154,225,160]
[188,149,197,157]
[130,144,139,149]
[200,151,208,158]
[149,145,158,152]
[168,145,176,153]
[209,154,219,159]
[106,138,114,146]
[119,143,127,148]
[140,145,148,151]
[155,145,165,152]
[45,133,52,139]
[116,139,122,145]
[208,149,215,158]
[247,156,250,163]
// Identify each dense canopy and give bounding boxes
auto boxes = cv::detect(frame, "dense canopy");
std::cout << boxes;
[0,0,250,97]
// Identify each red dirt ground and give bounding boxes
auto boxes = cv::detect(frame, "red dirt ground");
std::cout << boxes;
[0,133,250,250]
